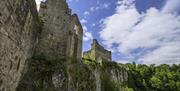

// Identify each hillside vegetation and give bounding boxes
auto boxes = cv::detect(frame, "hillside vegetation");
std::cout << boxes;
[125,63,180,91]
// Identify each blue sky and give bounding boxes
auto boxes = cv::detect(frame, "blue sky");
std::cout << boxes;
[67,0,117,51]
[36,0,180,65]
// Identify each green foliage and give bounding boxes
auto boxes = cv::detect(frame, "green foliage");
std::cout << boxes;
[149,76,162,89]
[100,61,127,91]
[66,59,97,91]
[83,53,91,60]
[17,56,68,91]
[124,87,134,91]
[176,82,180,91]
[126,63,180,91]
[101,72,118,91]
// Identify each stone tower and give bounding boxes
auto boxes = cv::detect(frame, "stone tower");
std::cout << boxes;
[83,39,112,62]
[34,0,83,61]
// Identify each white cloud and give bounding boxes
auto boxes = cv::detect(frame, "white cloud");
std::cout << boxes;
[84,11,90,16]
[35,0,41,10]
[92,23,96,27]
[162,0,180,13]
[103,3,110,9]
[80,19,87,24]
[83,3,110,21]
[83,3,110,20]
[99,0,180,65]
[95,6,100,10]
[96,3,110,10]
[90,7,95,12]
[83,25,93,41]
[89,3,110,12]
[35,0,47,10]
[139,42,180,65]
[68,0,79,2]
[116,60,131,64]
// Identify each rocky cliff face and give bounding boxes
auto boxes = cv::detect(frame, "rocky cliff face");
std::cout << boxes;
[0,0,40,91]
[0,0,128,91]
[86,61,128,91]
[16,59,128,91]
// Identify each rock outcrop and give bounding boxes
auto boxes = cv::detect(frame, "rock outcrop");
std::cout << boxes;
[0,0,40,91]
[86,61,128,91]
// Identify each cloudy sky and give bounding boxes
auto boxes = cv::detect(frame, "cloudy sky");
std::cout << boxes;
[36,0,180,65]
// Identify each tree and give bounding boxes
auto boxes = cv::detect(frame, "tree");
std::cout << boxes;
[176,82,180,91]
[126,63,180,91]
[149,76,162,90]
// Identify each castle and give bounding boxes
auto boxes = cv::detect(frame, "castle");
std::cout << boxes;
[83,39,112,62]
[34,0,83,61]
[35,0,111,62]
[0,0,84,90]
[0,0,118,91]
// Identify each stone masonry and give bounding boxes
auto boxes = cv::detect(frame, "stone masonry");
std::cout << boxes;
[83,39,112,62]
[34,0,83,61]
[0,0,129,91]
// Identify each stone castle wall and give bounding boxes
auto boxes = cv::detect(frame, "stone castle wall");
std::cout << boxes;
[67,14,83,60]
[0,0,128,91]
[84,39,112,62]
[34,0,83,61]
[0,0,83,90]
